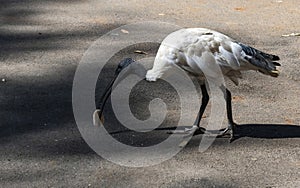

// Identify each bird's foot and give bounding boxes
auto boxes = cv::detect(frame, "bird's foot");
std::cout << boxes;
[217,123,238,143]
[167,125,206,135]
[175,126,206,148]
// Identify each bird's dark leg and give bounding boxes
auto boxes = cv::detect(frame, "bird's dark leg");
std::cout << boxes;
[219,86,238,142]
[226,88,235,126]
[179,83,209,134]
[168,84,209,135]
[193,84,209,134]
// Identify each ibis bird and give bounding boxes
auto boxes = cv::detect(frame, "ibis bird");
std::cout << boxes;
[93,28,280,142]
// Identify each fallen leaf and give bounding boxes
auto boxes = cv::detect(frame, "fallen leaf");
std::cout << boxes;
[284,117,293,125]
[282,33,300,37]
[251,157,258,161]
[294,162,300,166]
[121,29,129,34]
[232,96,245,102]
[134,50,148,55]
[234,7,246,11]
[109,33,119,36]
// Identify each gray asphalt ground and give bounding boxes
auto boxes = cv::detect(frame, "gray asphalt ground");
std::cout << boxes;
[0,0,299,187]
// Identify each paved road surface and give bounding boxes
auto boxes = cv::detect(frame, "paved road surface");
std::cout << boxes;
[0,0,299,187]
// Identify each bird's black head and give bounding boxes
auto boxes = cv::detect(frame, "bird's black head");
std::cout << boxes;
[115,58,135,75]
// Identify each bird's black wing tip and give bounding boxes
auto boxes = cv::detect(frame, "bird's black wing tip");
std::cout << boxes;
[272,55,280,61]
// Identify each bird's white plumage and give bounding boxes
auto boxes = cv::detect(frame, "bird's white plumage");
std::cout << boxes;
[93,28,280,141]
[146,28,270,85]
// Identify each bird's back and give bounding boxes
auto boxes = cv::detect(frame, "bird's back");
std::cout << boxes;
[146,28,280,84]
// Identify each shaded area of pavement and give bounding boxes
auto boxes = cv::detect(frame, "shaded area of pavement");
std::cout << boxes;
[236,124,300,139]
[0,0,299,187]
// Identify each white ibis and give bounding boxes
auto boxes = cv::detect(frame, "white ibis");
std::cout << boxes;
[93,28,280,142]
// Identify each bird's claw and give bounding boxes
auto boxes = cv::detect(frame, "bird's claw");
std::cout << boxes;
[167,125,206,135]
[217,123,238,142]
[184,125,198,134]
[217,127,232,137]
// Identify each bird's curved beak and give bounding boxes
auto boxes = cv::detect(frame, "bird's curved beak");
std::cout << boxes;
[93,58,135,126]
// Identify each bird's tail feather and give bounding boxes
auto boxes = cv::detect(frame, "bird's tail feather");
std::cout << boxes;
[238,43,280,77]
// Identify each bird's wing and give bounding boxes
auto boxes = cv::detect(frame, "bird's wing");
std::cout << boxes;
[156,28,280,84]
[238,43,280,61]
[228,42,281,77]
[160,28,243,84]
[238,43,280,74]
